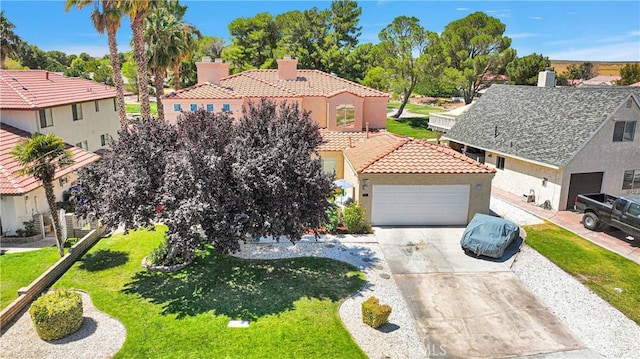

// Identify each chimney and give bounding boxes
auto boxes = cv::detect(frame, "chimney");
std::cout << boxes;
[537,68,556,88]
[196,57,230,85]
[277,55,298,80]
[45,71,49,80]
[365,122,369,138]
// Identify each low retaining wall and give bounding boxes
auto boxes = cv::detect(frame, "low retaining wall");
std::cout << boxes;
[0,226,106,331]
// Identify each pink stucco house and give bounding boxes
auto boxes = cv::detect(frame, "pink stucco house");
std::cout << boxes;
[162,56,389,131]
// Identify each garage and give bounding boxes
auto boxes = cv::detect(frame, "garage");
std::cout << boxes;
[566,172,603,210]
[371,185,470,226]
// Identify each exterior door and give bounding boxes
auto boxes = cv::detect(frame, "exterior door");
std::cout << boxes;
[567,172,603,210]
[371,185,470,226]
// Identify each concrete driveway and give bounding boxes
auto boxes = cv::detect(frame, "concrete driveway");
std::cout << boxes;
[375,227,589,359]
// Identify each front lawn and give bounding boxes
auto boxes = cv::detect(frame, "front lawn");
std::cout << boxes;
[387,117,437,139]
[0,247,60,309]
[524,222,640,324]
[55,226,367,358]
[387,101,444,115]
[125,102,158,114]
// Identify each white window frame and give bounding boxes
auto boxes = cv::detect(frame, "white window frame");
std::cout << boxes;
[39,108,53,128]
[72,103,83,121]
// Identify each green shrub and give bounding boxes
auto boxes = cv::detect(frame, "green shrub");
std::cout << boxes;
[343,203,371,234]
[361,296,392,328]
[30,290,83,341]
[324,206,340,232]
[16,220,38,237]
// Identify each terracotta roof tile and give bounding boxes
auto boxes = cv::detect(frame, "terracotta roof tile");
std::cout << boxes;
[343,134,495,174]
[0,124,101,195]
[318,130,371,151]
[0,70,118,109]
[164,68,389,100]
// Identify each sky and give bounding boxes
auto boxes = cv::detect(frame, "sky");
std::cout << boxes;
[2,0,640,61]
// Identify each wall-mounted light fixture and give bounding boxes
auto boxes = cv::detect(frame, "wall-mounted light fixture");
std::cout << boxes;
[475,183,482,190]
[362,179,369,191]
[542,177,548,187]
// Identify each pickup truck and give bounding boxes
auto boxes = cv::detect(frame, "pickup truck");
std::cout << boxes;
[574,193,640,238]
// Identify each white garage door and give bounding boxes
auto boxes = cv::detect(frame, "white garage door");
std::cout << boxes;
[371,185,470,226]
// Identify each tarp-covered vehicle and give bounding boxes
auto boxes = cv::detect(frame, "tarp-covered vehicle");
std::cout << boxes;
[460,213,519,258]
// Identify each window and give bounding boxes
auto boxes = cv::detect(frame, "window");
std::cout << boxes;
[496,156,505,170]
[206,104,214,112]
[222,104,230,112]
[321,158,337,176]
[627,99,633,109]
[613,121,636,142]
[622,169,640,190]
[173,104,182,111]
[614,199,628,212]
[100,134,109,146]
[39,108,53,128]
[72,103,83,121]
[336,104,355,128]
[628,203,640,217]
[190,104,198,111]
[95,100,100,112]
[75,141,88,150]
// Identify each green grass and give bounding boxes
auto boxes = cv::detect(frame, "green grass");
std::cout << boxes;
[387,117,437,139]
[387,101,444,115]
[55,226,367,358]
[0,247,60,309]
[126,103,158,114]
[524,222,640,324]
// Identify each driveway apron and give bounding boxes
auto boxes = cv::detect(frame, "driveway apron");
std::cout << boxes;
[375,227,585,359]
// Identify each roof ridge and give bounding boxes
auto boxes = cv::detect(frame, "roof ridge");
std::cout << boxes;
[166,81,239,98]
[0,72,36,108]
[357,137,410,172]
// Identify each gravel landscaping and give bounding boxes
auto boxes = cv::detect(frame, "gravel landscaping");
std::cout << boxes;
[512,245,640,359]
[0,291,125,359]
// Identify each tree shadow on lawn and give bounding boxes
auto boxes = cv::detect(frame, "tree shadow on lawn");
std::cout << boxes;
[398,117,430,130]
[79,249,129,272]
[122,248,366,320]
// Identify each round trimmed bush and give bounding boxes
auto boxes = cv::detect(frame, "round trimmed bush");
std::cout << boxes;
[30,290,83,341]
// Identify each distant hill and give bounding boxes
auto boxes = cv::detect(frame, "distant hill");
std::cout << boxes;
[550,60,640,76]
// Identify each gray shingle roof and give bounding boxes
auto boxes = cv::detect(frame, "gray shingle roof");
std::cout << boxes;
[445,84,639,167]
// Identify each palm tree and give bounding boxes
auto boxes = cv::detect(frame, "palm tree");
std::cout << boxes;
[65,0,127,125]
[117,0,152,121]
[170,22,200,91]
[0,11,23,69]
[10,133,74,257]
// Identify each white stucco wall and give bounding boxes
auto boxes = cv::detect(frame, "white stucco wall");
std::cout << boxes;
[486,152,563,209]
[0,177,70,236]
[1,98,119,152]
[563,96,640,205]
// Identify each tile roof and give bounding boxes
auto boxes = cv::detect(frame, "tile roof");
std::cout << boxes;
[445,84,639,167]
[318,130,372,151]
[164,68,388,100]
[342,133,494,175]
[581,75,621,86]
[0,124,101,195]
[0,70,118,109]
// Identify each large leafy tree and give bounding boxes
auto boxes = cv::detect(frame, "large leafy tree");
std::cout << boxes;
[377,16,436,118]
[506,53,551,85]
[66,0,128,125]
[617,63,640,85]
[225,12,279,71]
[0,11,23,68]
[17,43,48,69]
[11,134,74,257]
[75,100,332,264]
[440,11,515,104]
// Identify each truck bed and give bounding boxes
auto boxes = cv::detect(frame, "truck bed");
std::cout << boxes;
[579,193,618,207]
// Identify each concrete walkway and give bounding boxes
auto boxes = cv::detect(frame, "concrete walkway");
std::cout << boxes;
[386,109,428,118]
[491,187,640,265]
[0,237,57,254]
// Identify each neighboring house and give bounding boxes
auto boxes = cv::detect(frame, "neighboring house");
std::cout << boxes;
[445,72,640,210]
[162,56,389,131]
[580,75,621,86]
[0,70,120,152]
[323,131,495,226]
[0,124,101,236]
[427,102,475,133]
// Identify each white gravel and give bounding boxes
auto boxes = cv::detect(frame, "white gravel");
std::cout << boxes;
[0,291,126,359]
[511,245,640,359]
[234,236,428,359]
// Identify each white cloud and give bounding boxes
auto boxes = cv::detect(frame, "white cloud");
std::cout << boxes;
[529,16,543,20]
[547,42,640,61]
[506,32,541,39]
[630,30,640,36]
[456,7,470,11]
[484,9,511,18]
